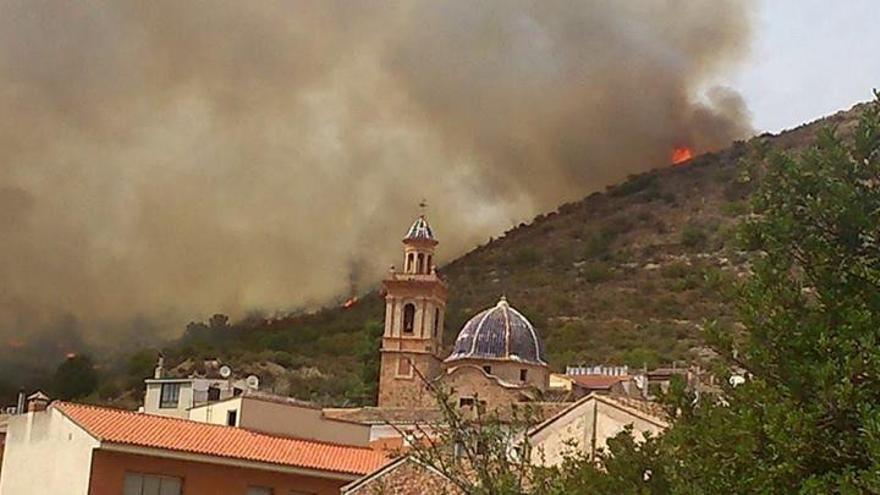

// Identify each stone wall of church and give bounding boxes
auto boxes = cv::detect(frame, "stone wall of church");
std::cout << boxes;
[439,365,528,412]
[377,352,441,409]
[444,358,549,392]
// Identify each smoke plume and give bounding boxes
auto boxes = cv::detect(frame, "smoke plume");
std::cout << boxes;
[0,1,753,353]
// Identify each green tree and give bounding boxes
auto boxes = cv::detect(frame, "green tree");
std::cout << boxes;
[358,321,384,405]
[662,92,880,492]
[52,354,99,400]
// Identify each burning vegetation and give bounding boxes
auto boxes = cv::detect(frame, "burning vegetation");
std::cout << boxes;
[672,146,695,165]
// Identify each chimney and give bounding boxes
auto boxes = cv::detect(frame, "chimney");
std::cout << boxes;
[154,353,165,379]
[15,389,25,414]
[26,391,50,413]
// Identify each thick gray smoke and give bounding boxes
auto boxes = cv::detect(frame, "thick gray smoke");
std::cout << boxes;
[0,1,753,351]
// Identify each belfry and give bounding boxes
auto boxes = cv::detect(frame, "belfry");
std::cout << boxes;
[376,215,447,408]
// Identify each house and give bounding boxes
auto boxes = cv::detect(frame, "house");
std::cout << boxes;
[143,357,258,419]
[340,456,459,495]
[321,407,443,451]
[188,391,371,447]
[528,393,668,466]
[566,374,643,399]
[0,398,388,495]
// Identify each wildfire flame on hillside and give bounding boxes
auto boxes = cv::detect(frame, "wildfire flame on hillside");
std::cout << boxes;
[671,146,694,165]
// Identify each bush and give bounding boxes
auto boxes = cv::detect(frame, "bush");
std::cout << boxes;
[681,222,709,249]
[661,262,691,279]
[609,173,657,197]
[513,248,540,265]
[583,230,616,259]
[721,201,749,217]
[581,261,612,283]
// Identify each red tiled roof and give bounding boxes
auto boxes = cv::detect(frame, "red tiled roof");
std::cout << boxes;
[53,402,389,476]
[569,374,630,389]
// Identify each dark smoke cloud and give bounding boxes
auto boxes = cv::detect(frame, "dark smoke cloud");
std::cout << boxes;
[0,0,754,350]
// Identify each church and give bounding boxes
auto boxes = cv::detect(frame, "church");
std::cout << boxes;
[375,214,550,412]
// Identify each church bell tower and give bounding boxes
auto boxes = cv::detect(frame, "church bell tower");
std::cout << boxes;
[377,214,447,408]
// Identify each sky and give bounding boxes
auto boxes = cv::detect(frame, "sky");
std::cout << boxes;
[732,0,880,132]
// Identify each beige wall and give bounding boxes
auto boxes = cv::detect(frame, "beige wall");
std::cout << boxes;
[529,396,666,466]
[377,352,441,409]
[187,397,242,425]
[440,365,527,413]
[446,359,548,391]
[189,397,371,447]
[0,408,98,495]
[143,381,193,418]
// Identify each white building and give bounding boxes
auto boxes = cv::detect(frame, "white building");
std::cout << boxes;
[142,357,257,418]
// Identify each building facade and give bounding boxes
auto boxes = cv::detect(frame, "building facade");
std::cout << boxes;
[188,391,371,446]
[377,216,447,409]
[0,401,387,495]
[376,215,551,413]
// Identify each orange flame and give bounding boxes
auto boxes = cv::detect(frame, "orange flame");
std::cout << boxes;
[343,296,358,309]
[671,146,693,165]
[66,352,77,359]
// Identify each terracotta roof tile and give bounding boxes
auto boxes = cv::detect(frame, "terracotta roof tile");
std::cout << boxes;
[569,374,630,389]
[322,407,444,425]
[54,402,388,476]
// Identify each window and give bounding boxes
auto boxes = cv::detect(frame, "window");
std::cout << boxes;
[207,386,221,401]
[520,369,528,382]
[417,253,425,274]
[406,253,413,272]
[247,487,273,495]
[124,473,182,495]
[227,409,238,426]
[402,303,415,333]
[433,308,440,337]
[427,255,433,273]
[159,383,180,409]
[482,365,492,375]
[459,397,475,407]
[397,357,412,377]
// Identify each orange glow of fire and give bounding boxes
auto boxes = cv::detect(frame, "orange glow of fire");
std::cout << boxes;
[66,352,77,359]
[671,146,694,165]
[343,297,358,309]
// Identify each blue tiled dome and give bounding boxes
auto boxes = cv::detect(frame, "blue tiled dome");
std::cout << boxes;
[445,297,547,365]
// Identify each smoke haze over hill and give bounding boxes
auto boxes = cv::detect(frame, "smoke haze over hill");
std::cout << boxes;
[0,0,753,352]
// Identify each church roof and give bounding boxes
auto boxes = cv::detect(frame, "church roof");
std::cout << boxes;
[445,297,547,366]
[404,215,435,242]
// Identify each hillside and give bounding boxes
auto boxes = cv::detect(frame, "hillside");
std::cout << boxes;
[113,102,867,407]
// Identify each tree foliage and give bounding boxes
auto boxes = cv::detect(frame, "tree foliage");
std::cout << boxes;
[52,354,99,400]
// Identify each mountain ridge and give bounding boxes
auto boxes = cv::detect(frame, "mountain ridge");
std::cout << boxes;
[21,99,868,408]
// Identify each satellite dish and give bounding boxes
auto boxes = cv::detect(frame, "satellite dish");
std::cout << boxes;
[246,375,260,390]
[219,365,232,378]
